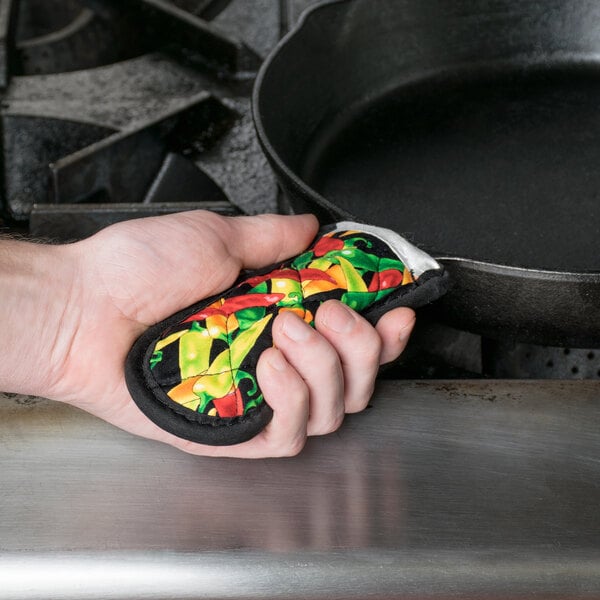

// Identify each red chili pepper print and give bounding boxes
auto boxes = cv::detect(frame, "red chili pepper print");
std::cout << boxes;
[183,293,284,323]
[212,387,244,418]
[245,268,300,287]
[298,268,337,284]
[313,235,344,257]
[368,269,403,292]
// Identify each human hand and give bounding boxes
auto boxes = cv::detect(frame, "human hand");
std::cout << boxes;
[6,211,415,458]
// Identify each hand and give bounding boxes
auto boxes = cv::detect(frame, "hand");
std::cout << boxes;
[7,211,415,458]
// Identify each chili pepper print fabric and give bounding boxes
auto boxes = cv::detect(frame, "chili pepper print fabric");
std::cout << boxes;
[148,228,419,421]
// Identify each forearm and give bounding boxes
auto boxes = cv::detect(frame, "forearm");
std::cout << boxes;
[0,239,78,397]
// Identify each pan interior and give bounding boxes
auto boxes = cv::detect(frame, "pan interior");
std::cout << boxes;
[301,64,600,272]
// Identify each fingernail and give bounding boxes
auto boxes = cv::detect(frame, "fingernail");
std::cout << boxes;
[282,312,311,342]
[267,349,288,372]
[323,303,356,333]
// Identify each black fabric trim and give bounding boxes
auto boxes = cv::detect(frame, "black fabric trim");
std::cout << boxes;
[363,268,452,325]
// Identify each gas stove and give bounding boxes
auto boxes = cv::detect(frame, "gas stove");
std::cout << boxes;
[0,0,598,380]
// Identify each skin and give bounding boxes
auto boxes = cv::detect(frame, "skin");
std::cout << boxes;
[0,211,415,458]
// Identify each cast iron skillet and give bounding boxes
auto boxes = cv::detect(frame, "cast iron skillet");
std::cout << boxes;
[253,0,600,348]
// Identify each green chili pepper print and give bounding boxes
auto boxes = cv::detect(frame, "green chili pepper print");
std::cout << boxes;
[149,228,418,419]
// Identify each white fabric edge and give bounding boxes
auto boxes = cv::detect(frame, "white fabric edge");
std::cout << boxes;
[332,221,441,278]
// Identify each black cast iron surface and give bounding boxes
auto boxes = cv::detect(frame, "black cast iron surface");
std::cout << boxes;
[1,380,599,598]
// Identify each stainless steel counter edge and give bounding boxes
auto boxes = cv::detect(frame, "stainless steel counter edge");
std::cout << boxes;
[2,549,600,599]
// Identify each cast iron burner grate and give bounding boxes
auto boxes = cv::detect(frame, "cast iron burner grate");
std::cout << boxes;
[0,0,315,239]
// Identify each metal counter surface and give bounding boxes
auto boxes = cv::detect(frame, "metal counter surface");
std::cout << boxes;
[1,380,599,599]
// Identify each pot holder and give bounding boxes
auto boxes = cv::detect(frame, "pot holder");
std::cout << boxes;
[125,221,450,446]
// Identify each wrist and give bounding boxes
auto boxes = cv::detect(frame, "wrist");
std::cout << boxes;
[0,239,81,398]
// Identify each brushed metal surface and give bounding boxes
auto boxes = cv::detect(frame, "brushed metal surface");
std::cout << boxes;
[1,381,599,598]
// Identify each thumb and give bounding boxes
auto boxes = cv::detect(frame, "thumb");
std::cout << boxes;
[226,213,319,269]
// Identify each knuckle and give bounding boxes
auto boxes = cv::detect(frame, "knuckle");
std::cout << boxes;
[363,333,383,366]
[330,411,345,432]
[313,410,345,436]
[320,348,342,374]
[350,330,383,372]
[346,382,376,414]
[282,435,307,457]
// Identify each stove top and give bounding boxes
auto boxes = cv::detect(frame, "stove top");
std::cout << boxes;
[0,0,597,380]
